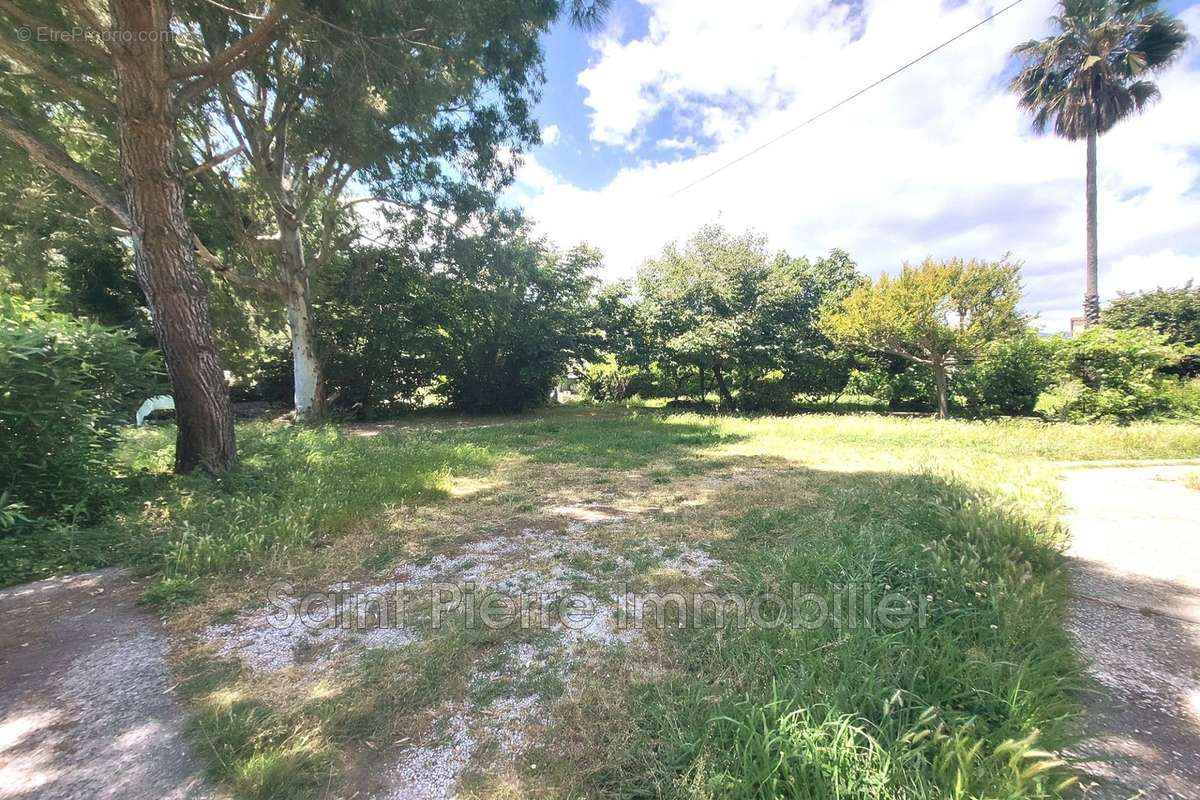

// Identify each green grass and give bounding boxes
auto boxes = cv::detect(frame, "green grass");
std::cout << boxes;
[590,470,1079,798]
[4,408,1200,798]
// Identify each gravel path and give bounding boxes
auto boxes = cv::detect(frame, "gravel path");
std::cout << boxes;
[0,570,220,800]
[1062,465,1200,799]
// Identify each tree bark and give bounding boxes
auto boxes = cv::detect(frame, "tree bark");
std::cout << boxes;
[1083,123,1100,327]
[109,0,236,473]
[279,219,326,421]
[712,360,736,410]
[931,361,949,419]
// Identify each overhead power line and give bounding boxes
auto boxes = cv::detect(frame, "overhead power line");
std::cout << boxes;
[668,0,1030,198]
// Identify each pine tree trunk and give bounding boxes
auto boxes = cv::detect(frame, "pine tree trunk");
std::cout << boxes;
[932,361,949,419]
[109,0,236,473]
[279,220,326,421]
[1083,124,1100,327]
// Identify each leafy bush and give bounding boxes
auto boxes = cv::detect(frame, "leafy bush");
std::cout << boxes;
[579,359,642,403]
[737,370,798,412]
[955,332,1061,416]
[1103,281,1200,346]
[845,359,935,412]
[317,246,444,411]
[1041,326,1180,422]
[434,236,598,413]
[0,295,162,522]
[1157,377,1200,418]
[1103,283,1200,378]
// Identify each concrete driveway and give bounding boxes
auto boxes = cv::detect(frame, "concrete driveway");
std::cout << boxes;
[1062,465,1200,799]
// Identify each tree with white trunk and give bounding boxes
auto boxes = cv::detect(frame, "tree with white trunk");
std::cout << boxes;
[183,0,610,420]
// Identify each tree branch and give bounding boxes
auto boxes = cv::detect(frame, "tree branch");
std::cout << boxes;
[185,145,244,177]
[309,166,355,274]
[173,2,288,105]
[60,0,106,37]
[0,108,129,228]
[0,38,114,113]
[0,0,111,64]
[193,234,286,299]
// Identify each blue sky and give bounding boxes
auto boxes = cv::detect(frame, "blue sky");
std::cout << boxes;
[509,0,1200,330]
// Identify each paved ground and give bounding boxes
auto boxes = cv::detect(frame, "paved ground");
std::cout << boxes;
[0,570,219,800]
[1062,465,1200,799]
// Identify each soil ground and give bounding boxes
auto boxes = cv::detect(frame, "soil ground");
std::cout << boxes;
[0,569,219,800]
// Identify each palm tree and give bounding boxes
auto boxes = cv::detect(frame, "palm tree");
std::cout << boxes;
[1009,0,1189,326]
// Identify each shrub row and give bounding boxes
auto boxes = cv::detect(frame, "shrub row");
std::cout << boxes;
[0,295,162,526]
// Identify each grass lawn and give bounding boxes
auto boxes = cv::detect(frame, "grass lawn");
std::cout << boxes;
[18,408,1200,798]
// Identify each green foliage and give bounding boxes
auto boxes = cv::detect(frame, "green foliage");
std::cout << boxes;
[1041,326,1180,422]
[184,0,606,416]
[1009,0,1189,141]
[317,245,447,410]
[0,516,132,588]
[956,332,1062,417]
[580,358,644,403]
[434,233,598,412]
[616,471,1080,799]
[613,226,862,409]
[118,424,496,581]
[821,258,1025,416]
[0,294,162,523]
[1104,282,1200,346]
[1103,283,1200,378]
[736,370,799,413]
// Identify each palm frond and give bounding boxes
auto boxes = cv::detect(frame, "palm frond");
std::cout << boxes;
[1128,79,1161,109]
[1135,15,1191,67]
[1008,0,1188,140]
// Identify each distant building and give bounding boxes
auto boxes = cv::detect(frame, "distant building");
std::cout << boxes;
[1069,316,1087,337]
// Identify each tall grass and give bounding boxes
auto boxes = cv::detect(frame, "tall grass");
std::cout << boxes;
[109,422,498,593]
[10,408,1198,797]
[585,469,1082,799]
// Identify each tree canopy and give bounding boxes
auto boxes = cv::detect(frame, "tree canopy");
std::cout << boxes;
[820,258,1024,417]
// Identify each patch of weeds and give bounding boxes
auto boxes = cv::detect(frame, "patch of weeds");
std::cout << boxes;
[605,471,1079,799]
[211,607,239,625]
[141,575,203,611]
[0,519,131,588]
[189,696,332,800]
[175,655,244,702]
[315,627,481,744]
[362,544,402,572]
[106,423,503,584]
[291,635,324,665]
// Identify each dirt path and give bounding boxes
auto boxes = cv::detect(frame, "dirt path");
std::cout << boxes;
[0,569,219,800]
[1061,465,1200,799]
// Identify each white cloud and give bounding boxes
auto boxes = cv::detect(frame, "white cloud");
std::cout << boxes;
[656,135,699,151]
[519,0,1200,332]
[541,124,561,146]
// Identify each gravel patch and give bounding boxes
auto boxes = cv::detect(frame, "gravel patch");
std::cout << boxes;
[203,525,722,675]
[0,570,217,800]
[380,710,475,800]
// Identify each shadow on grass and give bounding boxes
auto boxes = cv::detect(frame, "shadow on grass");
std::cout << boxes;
[10,410,745,595]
